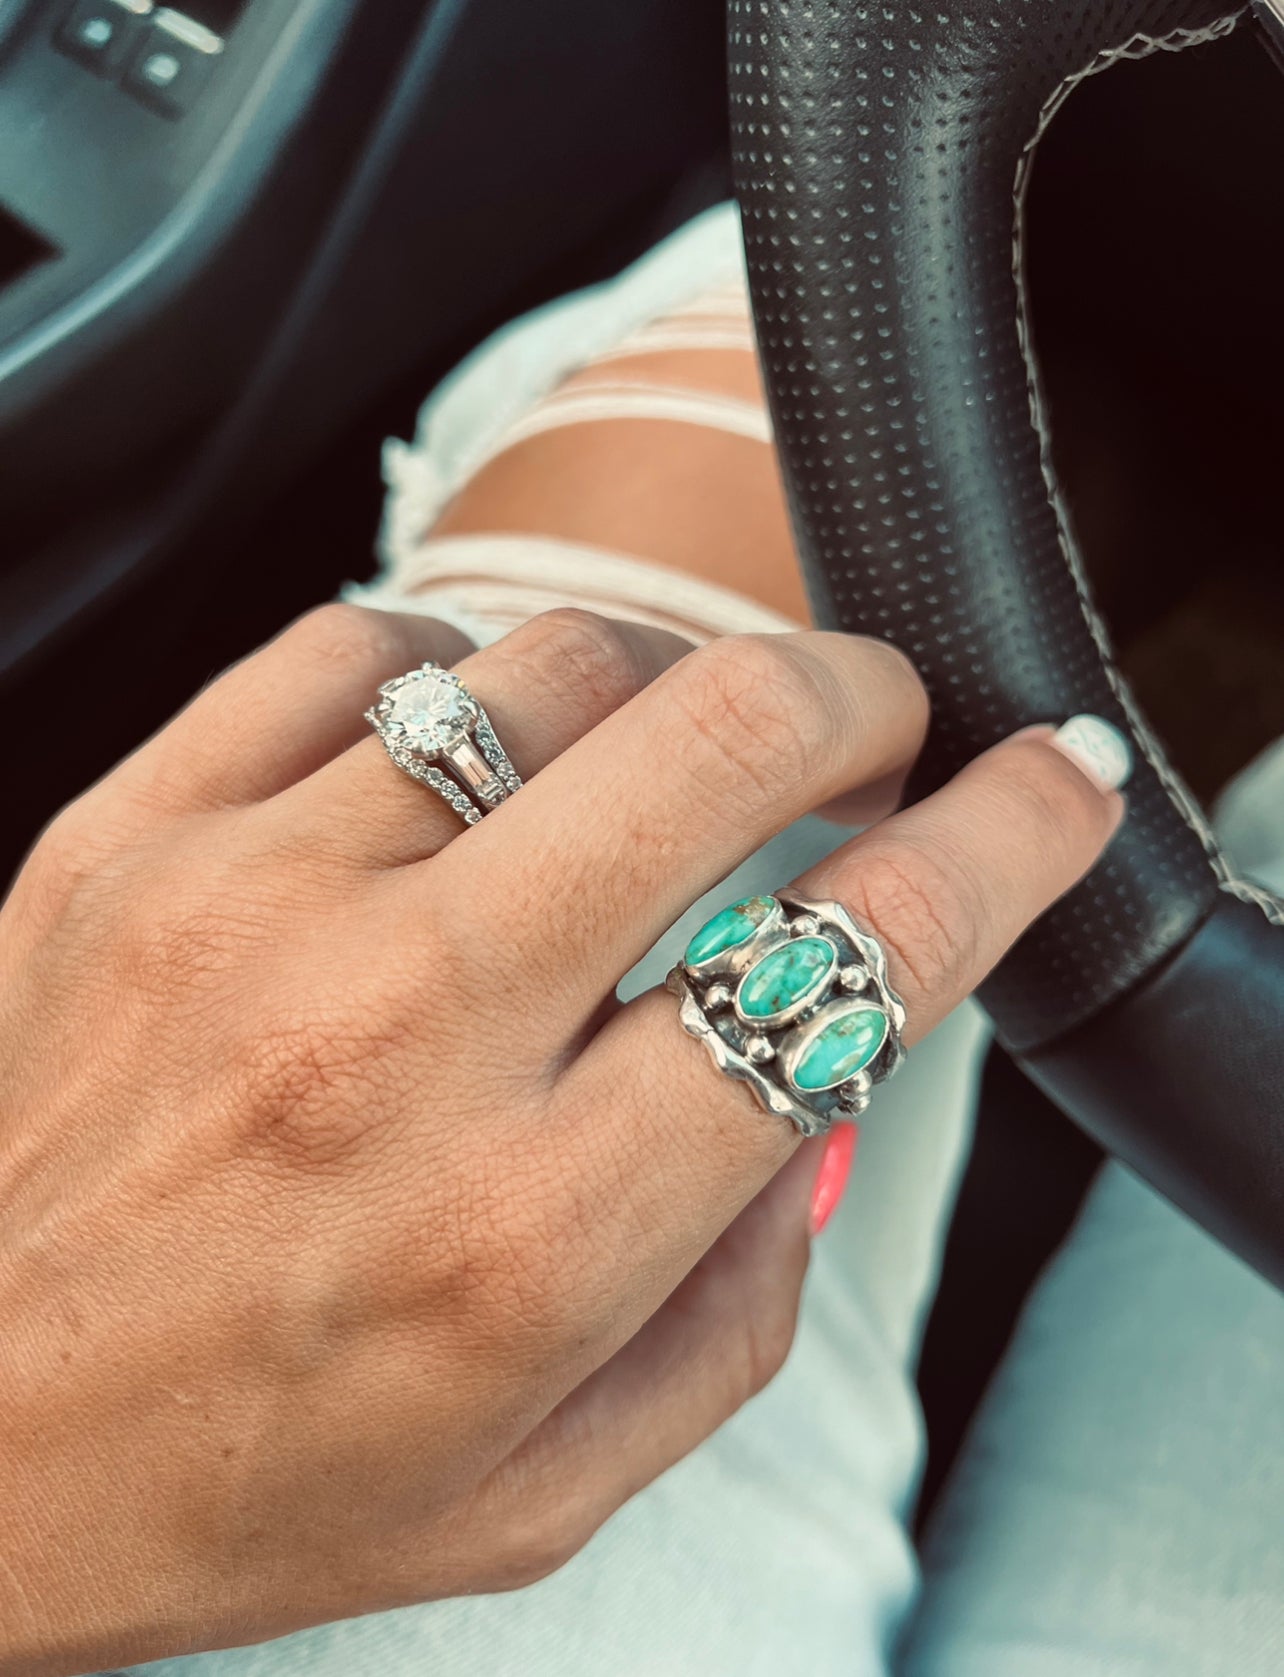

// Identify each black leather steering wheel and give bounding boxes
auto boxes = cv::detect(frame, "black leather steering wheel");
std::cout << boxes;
[729,0,1284,1284]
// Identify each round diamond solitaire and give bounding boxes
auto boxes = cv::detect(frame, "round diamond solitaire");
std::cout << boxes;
[368,661,523,826]
[385,669,478,750]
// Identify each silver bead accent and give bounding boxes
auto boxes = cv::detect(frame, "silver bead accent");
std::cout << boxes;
[705,983,734,1012]
[745,1035,775,1065]
[792,913,822,937]
[838,963,869,992]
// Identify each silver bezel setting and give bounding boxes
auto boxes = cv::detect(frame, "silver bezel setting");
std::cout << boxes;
[731,934,838,1029]
[366,661,523,823]
[683,894,790,981]
[667,890,908,1137]
[777,999,889,1094]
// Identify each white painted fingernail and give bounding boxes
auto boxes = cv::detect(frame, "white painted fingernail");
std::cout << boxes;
[1049,715,1133,792]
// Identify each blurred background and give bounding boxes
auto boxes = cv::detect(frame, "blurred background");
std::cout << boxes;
[1,0,1281,1519]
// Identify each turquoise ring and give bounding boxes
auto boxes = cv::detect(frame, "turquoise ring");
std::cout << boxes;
[666,890,907,1137]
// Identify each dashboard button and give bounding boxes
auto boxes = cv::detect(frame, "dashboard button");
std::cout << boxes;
[124,8,222,115]
[56,0,153,75]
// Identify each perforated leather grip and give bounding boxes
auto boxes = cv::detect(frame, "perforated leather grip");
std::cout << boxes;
[730,0,1284,1282]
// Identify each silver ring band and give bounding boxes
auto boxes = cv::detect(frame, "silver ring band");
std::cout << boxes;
[366,661,522,824]
[667,889,907,1137]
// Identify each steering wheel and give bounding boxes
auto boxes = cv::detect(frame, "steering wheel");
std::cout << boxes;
[729,0,1284,1285]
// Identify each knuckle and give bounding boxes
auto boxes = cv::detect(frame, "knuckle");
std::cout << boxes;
[844,841,977,1001]
[376,1120,591,1354]
[703,1256,805,1410]
[19,803,104,908]
[9,797,138,936]
[112,863,273,1003]
[233,1002,408,1173]
[31,793,128,876]
[489,1484,599,1592]
[504,608,650,719]
[739,1291,801,1397]
[285,602,405,679]
[667,634,829,802]
[463,1186,595,1352]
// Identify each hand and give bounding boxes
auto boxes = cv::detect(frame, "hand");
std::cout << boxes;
[0,605,1123,1674]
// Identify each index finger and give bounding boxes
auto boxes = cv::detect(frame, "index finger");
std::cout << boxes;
[553,720,1128,1301]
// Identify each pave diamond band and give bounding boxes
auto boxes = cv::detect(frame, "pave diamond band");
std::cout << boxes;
[366,662,522,824]
[667,890,907,1137]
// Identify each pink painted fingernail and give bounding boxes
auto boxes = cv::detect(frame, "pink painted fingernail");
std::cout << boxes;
[809,1122,857,1236]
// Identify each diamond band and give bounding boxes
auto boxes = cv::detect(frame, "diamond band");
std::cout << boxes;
[367,663,523,824]
[667,890,907,1137]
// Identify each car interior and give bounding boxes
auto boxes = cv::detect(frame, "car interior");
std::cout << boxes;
[3,0,1282,1520]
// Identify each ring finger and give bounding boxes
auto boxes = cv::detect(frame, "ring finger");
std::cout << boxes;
[267,608,694,869]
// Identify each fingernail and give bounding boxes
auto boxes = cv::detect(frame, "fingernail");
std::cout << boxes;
[1048,715,1133,793]
[809,1122,857,1237]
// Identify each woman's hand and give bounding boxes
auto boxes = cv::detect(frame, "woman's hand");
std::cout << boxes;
[0,605,1123,1675]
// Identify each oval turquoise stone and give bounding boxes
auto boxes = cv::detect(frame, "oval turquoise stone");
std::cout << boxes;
[737,936,835,1020]
[685,895,776,967]
[792,1007,888,1091]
